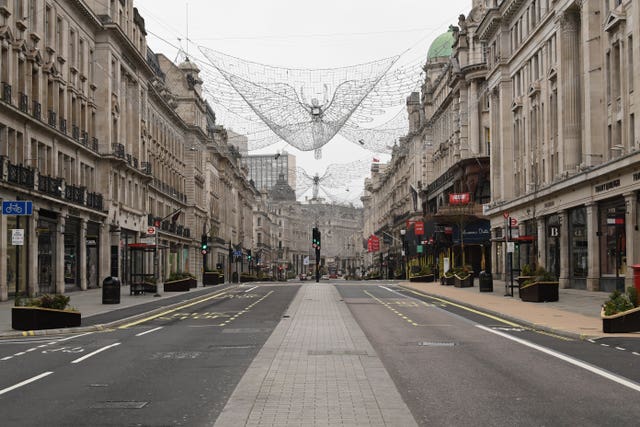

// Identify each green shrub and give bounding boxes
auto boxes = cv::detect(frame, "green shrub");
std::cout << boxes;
[521,264,533,276]
[17,294,71,310]
[603,289,636,316]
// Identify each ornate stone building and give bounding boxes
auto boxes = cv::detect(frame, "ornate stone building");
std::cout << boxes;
[0,0,258,300]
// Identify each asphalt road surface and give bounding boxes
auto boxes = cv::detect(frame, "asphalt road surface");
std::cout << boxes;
[1,280,639,427]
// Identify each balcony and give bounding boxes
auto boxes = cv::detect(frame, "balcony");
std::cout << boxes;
[80,131,89,146]
[65,184,85,204]
[111,143,125,159]
[91,137,99,152]
[38,174,63,197]
[72,125,80,141]
[86,192,104,211]
[48,110,57,127]
[2,82,12,104]
[60,118,67,134]
[7,163,35,188]
[32,101,41,120]
[140,162,152,175]
[18,92,28,112]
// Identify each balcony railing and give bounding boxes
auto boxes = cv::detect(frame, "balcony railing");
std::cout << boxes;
[7,163,35,188]
[72,125,80,140]
[91,137,99,151]
[18,92,28,112]
[1,82,12,104]
[38,174,63,197]
[126,153,132,165]
[65,184,85,204]
[48,110,57,127]
[112,143,125,159]
[86,192,103,211]
[59,118,67,134]
[32,101,41,120]
[140,162,152,174]
[80,131,89,146]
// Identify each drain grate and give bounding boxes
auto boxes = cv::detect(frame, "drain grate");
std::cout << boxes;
[417,341,455,347]
[91,401,148,409]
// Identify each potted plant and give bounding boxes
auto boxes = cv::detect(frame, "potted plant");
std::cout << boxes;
[453,265,474,288]
[519,266,559,302]
[12,293,81,331]
[410,264,435,282]
[517,264,535,287]
[164,272,192,292]
[441,269,455,286]
[601,287,640,333]
[203,269,224,286]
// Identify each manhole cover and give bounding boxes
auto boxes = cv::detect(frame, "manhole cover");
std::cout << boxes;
[92,401,148,409]
[417,342,455,347]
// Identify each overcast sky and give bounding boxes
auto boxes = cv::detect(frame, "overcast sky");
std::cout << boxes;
[135,0,471,203]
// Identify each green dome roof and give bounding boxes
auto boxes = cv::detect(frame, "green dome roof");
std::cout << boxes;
[427,30,454,60]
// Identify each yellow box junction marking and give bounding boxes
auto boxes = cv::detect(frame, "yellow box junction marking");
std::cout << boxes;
[364,290,419,326]
[218,290,273,326]
[118,289,232,329]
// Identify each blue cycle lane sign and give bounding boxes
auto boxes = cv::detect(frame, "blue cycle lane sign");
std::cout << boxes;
[2,201,33,216]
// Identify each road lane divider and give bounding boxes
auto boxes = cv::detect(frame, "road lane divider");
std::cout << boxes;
[71,343,121,364]
[476,324,640,393]
[217,290,274,327]
[135,327,164,337]
[364,290,419,326]
[0,371,53,396]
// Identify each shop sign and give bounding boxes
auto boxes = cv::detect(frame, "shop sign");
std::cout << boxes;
[548,226,560,237]
[449,193,470,205]
[368,235,380,252]
[11,229,24,245]
[417,245,423,254]
[86,239,97,246]
[414,221,424,235]
[607,217,624,225]
[594,179,620,193]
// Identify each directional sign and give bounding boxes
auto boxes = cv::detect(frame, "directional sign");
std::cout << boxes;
[2,201,33,216]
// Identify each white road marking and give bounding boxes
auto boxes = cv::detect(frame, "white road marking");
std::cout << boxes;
[56,332,95,342]
[476,325,640,393]
[1,356,13,361]
[615,347,627,351]
[71,343,121,364]
[244,286,258,293]
[0,372,53,396]
[135,327,164,337]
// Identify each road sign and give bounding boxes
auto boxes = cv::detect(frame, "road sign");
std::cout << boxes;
[147,226,157,235]
[12,229,24,245]
[2,201,33,216]
[503,211,509,219]
[510,218,518,227]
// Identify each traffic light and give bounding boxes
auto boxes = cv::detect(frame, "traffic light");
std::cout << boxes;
[247,249,252,261]
[317,229,321,249]
[201,235,208,255]
[312,227,318,248]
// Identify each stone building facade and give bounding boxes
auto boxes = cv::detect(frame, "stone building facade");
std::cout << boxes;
[364,0,640,294]
[0,0,257,300]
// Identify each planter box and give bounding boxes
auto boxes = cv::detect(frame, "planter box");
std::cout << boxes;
[12,307,81,331]
[454,274,474,288]
[410,274,435,282]
[602,306,640,333]
[519,281,559,302]
[441,275,455,286]
[188,277,197,289]
[203,272,224,286]
[164,278,191,292]
[517,276,535,287]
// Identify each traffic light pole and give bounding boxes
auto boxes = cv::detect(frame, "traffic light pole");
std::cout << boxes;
[315,246,320,283]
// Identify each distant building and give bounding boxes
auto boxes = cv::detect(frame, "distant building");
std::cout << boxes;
[244,153,297,192]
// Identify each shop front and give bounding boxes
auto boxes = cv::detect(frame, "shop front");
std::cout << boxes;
[598,198,626,292]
